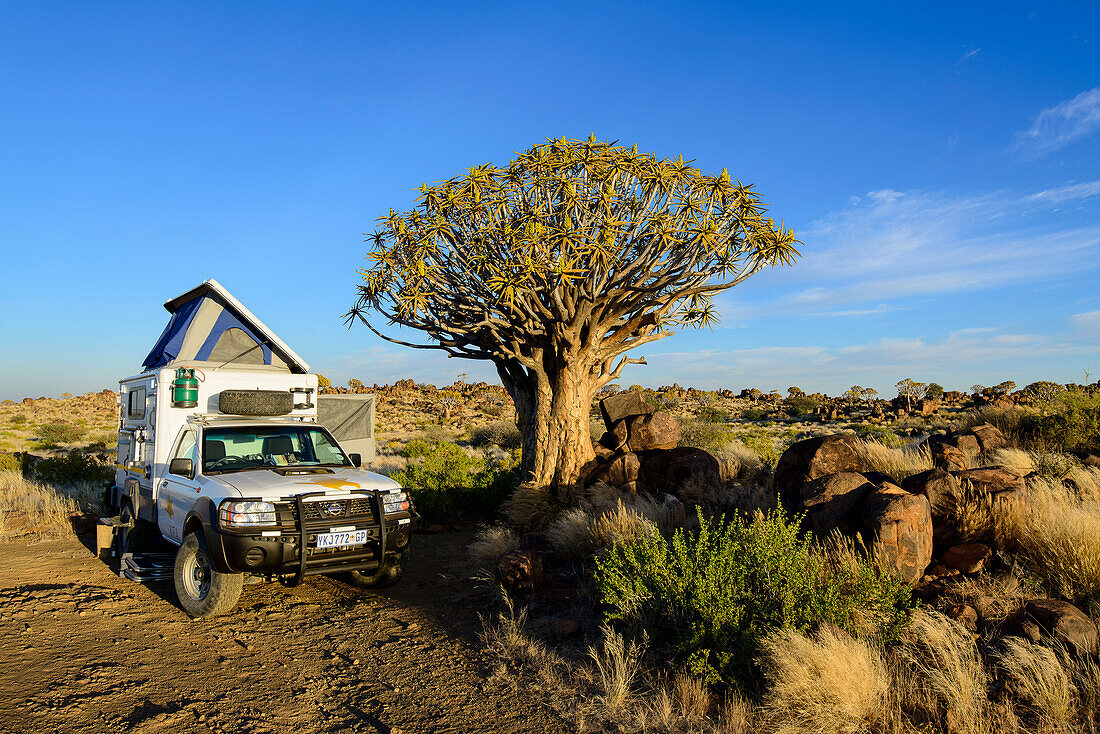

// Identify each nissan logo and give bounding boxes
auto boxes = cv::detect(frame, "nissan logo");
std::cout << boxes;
[321,501,344,518]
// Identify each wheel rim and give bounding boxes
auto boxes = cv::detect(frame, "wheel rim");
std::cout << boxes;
[181,544,212,601]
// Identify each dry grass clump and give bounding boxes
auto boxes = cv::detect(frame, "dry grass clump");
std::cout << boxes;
[994,636,1076,729]
[546,500,658,559]
[679,474,775,514]
[853,439,933,482]
[1067,465,1100,503]
[892,609,992,732]
[0,470,99,540]
[958,404,1032,436]
[469,525,520,568]
[997,477,1100,605]
[502,482,560,530]
[992,447,1034,476]
[588,625,645,714]
[758,626,888,734]
[480,593,566,689]
[713,440,769,484]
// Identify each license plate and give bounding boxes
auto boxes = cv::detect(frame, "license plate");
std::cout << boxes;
[316,529,372,549]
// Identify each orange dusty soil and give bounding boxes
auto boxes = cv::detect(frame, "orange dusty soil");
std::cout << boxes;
[0,531,570,734]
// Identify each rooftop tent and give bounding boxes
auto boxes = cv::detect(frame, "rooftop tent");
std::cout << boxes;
[142,280,310,374]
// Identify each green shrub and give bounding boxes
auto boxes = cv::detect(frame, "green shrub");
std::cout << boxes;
[697,406,729,424]
[595,511,913,686]
[0,453,20,472]
[847,423,905,448]
[393,440,516,521]
[33,450,113,486]
[783,395,820,417]
[1021,391,1100,454]
[468,421,522,450]
[678,418,736,454]
[740,408,769,422]
[8,415,27,426]
[737,431,780,465]
[36,421,85,445]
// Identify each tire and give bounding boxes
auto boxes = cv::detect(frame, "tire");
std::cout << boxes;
[173,532,243,618]
[345,554,403,588]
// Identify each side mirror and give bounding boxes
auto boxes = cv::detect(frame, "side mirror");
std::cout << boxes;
[169,458,193,477]
[349,453,362,468]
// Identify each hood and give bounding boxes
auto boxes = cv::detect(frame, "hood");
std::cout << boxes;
[213,467,400,500]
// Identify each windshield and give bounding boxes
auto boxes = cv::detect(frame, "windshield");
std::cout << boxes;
[202,425,350,473]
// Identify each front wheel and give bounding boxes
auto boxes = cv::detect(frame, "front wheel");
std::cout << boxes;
[174,532,243,617]
[345,554,403,588]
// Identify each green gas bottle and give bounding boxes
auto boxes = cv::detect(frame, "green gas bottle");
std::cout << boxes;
[171,368,200,408]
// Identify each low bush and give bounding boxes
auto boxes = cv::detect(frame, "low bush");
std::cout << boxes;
[678,418,736,455]
[595,510,914,686]
[1021,390,1100,455]
[36,421,85,445]
[8,415,27,426]
[32,450,113,486]
[782,395,820,418]
[0,469,103,539]
[697,406,729,424]
[392,440,517,521]
[0,453,19,472]
[740,408,769,422]
[467,420,522,450]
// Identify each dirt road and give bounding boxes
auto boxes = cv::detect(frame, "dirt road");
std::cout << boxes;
[0,530,571,734]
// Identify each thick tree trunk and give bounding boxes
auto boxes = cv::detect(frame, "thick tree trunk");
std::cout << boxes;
[497,358,596,490]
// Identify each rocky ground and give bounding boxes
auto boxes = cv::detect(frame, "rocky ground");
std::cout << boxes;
[0,530,571,734]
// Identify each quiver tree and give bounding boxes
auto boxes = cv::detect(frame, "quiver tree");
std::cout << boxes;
[348,137,798,487]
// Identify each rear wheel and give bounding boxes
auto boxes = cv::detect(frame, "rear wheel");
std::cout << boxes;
[345,554,403,588]
[174,532,243,617]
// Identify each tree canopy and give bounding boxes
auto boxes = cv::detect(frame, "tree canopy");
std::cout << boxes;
[348,136,799,485]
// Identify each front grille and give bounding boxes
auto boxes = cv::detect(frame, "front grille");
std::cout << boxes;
[279,496,377,524]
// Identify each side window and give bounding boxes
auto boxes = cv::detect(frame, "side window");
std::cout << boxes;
[127,387,147,419]
[173,430,197,462]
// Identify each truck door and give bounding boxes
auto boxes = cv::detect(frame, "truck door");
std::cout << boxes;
[158,428,198,545]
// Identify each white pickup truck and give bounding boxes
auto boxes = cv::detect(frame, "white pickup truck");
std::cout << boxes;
[110,280,417,617]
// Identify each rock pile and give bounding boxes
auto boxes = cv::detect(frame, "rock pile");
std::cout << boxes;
[582,392,720,495]
[773,430,1028,585]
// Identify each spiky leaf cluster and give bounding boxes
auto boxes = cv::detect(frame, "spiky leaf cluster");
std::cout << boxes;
[349,136,799,371]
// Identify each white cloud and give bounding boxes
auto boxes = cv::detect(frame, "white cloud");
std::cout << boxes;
[1072,311,1100,340]
[719,186,1100,320]
[1027,180,1100,205]
[1016,87,1100,156]
[640,324,1095,395]
[959,47,981,62]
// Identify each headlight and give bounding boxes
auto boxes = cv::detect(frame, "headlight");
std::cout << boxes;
[382,491,410,514]
[220,500,276,528]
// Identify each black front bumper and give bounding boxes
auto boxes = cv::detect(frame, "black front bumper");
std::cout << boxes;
[207,490,417,583]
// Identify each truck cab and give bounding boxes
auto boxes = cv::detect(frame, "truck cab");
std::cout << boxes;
[112,280,416,617]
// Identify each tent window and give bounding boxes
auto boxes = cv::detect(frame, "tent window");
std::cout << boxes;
[128,387,147,420]
[208,328,264,365]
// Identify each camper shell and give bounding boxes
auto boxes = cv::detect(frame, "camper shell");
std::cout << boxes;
[112,280,414,617]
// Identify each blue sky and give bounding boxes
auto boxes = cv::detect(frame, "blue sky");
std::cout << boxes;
[1,1,1098,400]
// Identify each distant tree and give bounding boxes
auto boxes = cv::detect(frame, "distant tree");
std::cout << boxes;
[1024,380,1064,407]
[895,378,927,411]
[748,388,765,403]
[861,387,879,402]
[348,137,798,486]
[436,390,462,420]
[787,386,804,398]
[843,385,864,403]
[598,383,621,396]
[925,383,944,401]
[970,384,985,397]
[316,374,331,388]
[347,378,364,392]
[993,380,1017,396]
